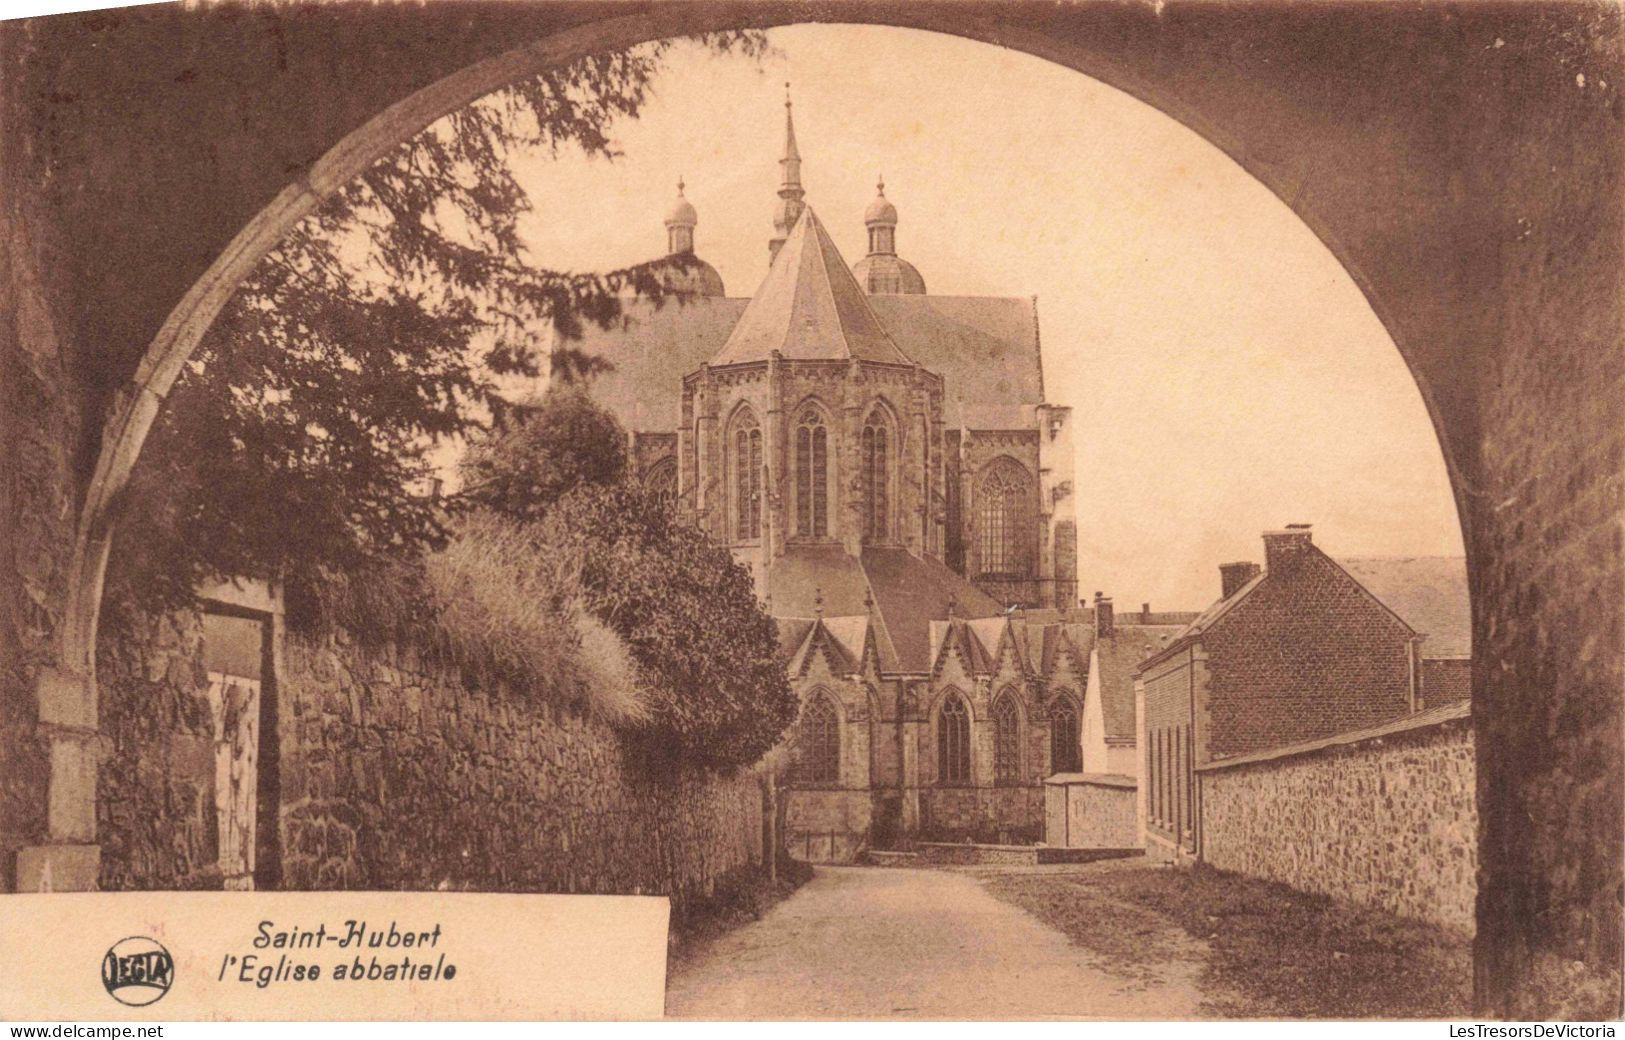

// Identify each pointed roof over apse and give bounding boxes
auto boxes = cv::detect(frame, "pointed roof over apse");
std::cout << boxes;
[711,206,915,366]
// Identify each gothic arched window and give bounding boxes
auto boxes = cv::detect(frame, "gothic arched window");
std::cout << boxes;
[643,457,677,513]
[1049,698,1081,773]
[977,457,1034,579]
[730,409,762,541]
[938,692,971,785]
[993,690,1022,784]
[861,407,892,544]
[796,693,840,784]
[795,407,830,538]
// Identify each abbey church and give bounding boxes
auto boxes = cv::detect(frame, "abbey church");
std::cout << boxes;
[573,97,1102,857]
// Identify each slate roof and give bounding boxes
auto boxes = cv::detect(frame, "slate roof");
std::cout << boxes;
[711,207,913,367]
[1338,556,1471,658]
[862,547,1002,673]
[571,295,1043,433]
[1097,623,1189,741]
[1149,551,1470,671]
[572,295,748,431]
[866,295,1043,428]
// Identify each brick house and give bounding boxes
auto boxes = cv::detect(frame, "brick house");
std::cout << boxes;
[1136,525,1428,861]
[1338,556,1471,708]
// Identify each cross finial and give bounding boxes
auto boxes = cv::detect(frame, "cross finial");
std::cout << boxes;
[863,588,875,613]
[785,81,792,108]
[814,586,824,618]
[677,175,685,194]
[877,173,885,195]
[947,594,958,620]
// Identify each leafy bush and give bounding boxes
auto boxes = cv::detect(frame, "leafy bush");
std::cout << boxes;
[457,386,795,771]
[459,383,628,520]
[539,481,796,771]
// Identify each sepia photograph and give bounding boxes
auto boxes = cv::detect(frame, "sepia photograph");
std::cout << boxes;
[0,0,1620,1025]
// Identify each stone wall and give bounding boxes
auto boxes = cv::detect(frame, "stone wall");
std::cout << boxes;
[95,602,219,890]
[918,785,1042,845]
[1199,706,1476,934]
[1043,775,1137,850]
[277,636,763,909]
[94,603,765,912]
[783,789,871,864]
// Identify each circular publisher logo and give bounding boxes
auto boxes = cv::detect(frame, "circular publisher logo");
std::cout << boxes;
[101,936,174,1007]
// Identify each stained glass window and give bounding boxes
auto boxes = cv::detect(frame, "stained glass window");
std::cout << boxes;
[1050,699,1080,773]
[732,410,761,541]
[796,408,829,537]
[977,457,1033,579]
[797,693,840,783]
[862,409,890,543]
[993,691,1021,784]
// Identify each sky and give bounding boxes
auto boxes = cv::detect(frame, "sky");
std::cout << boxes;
[496,24,1464,611]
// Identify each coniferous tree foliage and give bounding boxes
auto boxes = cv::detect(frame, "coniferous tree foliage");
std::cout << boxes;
[107,35,767,617]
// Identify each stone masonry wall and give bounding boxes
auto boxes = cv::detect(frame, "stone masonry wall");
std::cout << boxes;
[278,636,764,911]
[94,602,764,912]
[95,600,219,890]
[1045,778,1137,849]
[1201,715,1476,934]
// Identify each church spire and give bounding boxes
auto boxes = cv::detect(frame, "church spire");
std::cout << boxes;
[769,83,806,261]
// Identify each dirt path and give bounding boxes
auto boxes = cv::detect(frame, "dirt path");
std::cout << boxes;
[665,865,1211,1020]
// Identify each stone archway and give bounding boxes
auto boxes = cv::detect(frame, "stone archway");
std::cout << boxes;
[6,2,1618,1017]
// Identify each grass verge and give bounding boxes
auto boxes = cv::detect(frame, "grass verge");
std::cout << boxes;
[981,862,1472,1018]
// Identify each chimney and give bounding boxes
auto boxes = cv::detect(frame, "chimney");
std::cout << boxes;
[1262,523,1315,575]
[1093,591,1114,638]
[1141,603,1151,624]
[1219,561,1261,600]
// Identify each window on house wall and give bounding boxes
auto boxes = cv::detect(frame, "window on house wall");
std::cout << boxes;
[938,692,971,785]
[644,457,677,513]
[796,693,840,784]
[1176,728,1189,838]
[1154,729,1165,826]
[993,691,1022,784]
[795,407,830,538]
[861,408,891,543]
[1181,722,1195,846]
[1050,699,1080,773]
[977,457,1033,578]
[731,410,762,541]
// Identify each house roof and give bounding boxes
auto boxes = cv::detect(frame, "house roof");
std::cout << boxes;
[1145,549,1471,673]
[1096,623,1189,741]
[1338,556,1471,658]
[711,207,913,367]
[1141,543,1450,672]
[569,296,1043,433]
